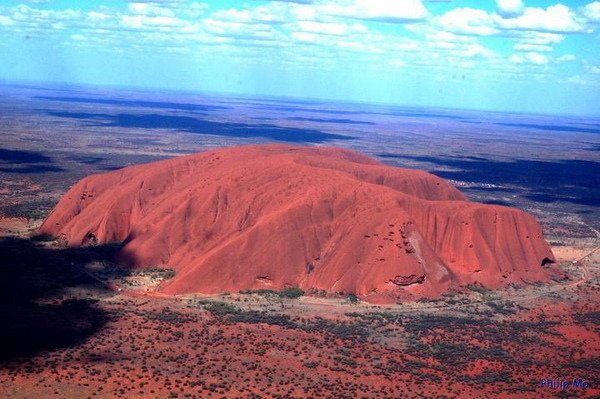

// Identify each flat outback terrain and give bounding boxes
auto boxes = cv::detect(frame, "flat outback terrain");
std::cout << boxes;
[1,85,599,398]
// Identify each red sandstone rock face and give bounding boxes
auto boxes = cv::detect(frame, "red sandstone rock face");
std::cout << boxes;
[40,144,555,302]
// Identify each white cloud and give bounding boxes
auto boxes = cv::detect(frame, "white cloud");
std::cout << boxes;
[88,11,110,22]
[392,38,420,51]
[121,15,182,28]
[496,5,585,33]
[582,1,600,22]
[202,17,277,41]
[426,31,472,43]
[586,64,600,74]
[296,21,350,35]
[496,0,524,18]
[0,16,14,26]
[556,54,576,62]
[129,3,176,17]
[291,31,318,43]
[566,75,587,85]
[456,43,497,58]
[174,3,208,19]
[514,43,552,52]
[389,58,405,68]
[121,15,144,28]
[270,0,315,3]
[0,0,598,83]
[510,52,548,65]
[324,0,428,23]
[437,4,586,42]
[339,40,385,54]
[212,6,287,25]
[291,5,317,21]
[70,33,86,41]
[438,8,498,36]
[11,4,83,23]
[516,32,564,46]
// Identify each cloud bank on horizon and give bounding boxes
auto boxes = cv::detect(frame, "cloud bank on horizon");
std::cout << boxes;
[0,0,599,115]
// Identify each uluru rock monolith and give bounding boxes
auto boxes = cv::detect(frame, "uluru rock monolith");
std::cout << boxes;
[40,145,555,302]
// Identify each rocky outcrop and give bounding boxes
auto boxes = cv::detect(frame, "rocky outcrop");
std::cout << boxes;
[40,144,555,302]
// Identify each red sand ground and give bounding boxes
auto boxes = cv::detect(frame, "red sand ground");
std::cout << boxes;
[40,144,554,302]
[1,293,597,399]
[0,217,30,236]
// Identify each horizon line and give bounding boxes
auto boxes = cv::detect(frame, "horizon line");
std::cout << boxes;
[2,78,600,120]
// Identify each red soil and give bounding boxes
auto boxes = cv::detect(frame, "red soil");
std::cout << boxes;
[0,217,29,235]
[2,295,597,399]
[40,144,554,302]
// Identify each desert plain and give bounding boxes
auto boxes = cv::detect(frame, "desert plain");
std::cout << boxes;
[0,84,598,398]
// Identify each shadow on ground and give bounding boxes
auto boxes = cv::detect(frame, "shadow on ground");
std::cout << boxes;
[378,153,600,207]
[36,95,228,113]
[0,148,64,174]
[0,237,128,363]
[495,122,600,135]
[46,111,354,144]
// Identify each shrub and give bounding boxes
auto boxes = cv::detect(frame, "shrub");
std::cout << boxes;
[143,267,176,279]
[202,301,239,316]
[239,289,278,297]
[279,287,304,299]
[303,360,319,369]
[30,234,56,242]
[487,301,516,315]
[467,283,491,295]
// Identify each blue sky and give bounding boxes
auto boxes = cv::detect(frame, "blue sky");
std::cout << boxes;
[1,0,599,115]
